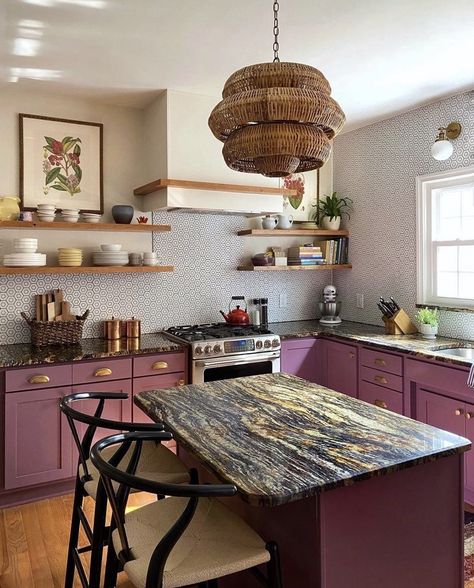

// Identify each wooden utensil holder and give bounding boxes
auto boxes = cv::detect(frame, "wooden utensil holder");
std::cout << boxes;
[382,309,418,335]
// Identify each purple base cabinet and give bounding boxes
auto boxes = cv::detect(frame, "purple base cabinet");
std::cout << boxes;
[280,338,321,384]
[324,339,358,397]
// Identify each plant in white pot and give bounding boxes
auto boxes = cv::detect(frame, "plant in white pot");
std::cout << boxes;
[312,192,353,230]
[415,307,439,339]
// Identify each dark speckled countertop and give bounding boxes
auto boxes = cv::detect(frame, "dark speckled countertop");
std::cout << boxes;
[270,320,474,368]
[0,333,184,368]
[136,373,470,506]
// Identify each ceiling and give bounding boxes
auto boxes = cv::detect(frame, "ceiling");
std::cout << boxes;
[1,0,474,131]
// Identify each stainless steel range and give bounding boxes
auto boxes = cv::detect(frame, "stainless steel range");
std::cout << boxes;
[165,324,281,384]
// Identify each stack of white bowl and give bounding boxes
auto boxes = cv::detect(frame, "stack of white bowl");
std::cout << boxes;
[61,209,80,223]
[3,238,46,267]
[58,248,83,267]
[143,252,159,266]
[36,203,56,222]
[81,213,102,224]
[92,244,128,266]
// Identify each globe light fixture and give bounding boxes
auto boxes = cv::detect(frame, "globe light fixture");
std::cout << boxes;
[431,122,462,161]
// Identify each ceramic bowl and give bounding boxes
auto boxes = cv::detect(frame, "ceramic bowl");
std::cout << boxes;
[36,215,55,222]
[112,205,134,224]
[143,251,158,259]
[100,244,122,252]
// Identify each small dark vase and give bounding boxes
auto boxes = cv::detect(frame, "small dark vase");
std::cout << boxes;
[112,205,134,224]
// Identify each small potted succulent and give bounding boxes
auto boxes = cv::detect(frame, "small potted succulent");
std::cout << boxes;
[415,307,439,339]
[312,192,353,230]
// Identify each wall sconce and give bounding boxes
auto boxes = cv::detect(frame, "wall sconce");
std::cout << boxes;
[431,122,462,161]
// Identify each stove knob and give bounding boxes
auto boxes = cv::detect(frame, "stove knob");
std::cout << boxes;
[213,344,222,354]
[195,346,203,355]
[256,340,263,349]
[264,339,271,349]
[204,345,213,355]
[272,338,280,348]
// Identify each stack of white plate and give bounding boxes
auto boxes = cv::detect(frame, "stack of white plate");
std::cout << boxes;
[58,248,83,267]
[92,250,129,266]
[36,203,56,222]
[3,238,47,266]
[81,213,102,224]
[61,209,80,223]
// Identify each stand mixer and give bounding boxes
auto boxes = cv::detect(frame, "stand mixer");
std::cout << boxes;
[319,285,342,325]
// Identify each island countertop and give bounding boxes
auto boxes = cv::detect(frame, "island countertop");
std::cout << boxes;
[135,373,470,507]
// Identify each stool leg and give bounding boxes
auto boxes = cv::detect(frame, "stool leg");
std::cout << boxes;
[88,485,108,588]
[64,476,84,588]
[103,533,119,588]
[266,542,282,588]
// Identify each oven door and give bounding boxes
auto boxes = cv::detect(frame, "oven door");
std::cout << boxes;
[192,351,280,384]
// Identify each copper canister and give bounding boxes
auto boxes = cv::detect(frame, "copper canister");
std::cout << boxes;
[126,317,141,339]
[103,317,121,340]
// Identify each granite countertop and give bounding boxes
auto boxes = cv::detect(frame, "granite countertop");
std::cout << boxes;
[270,319,474,368]
[135,373,470,507]
[0,332,184,368]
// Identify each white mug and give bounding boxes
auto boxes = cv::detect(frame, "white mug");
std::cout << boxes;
[277,214,294,229]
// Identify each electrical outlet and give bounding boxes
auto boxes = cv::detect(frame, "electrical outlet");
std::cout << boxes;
[356,293,364,309]
[279,293,288,308]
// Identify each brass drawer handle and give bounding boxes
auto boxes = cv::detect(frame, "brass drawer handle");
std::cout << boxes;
[152,361,169,370]
[466,412,473,420]
[374,358,386,367]
[374,399,388,409]
[455,408,464,416]
[176,379,185,386]
[94,368,112,377]
[374,375,388,384]
[349,352,355,359]
[28,375,50,384]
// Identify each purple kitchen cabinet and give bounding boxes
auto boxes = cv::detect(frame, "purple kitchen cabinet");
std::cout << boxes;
[465,403,474,496]
[280,338,321,383]
[416,388,465,437]
[4,386,73,489]
[325,340,358,397]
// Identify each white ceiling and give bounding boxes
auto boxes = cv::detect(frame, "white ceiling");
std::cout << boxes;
[1,0,474,131]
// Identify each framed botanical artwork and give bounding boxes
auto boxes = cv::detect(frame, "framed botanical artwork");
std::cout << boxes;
[19,113,103,213]
[280,170,318,221]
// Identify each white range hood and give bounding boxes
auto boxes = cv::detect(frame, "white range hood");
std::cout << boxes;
[135,91,291,215]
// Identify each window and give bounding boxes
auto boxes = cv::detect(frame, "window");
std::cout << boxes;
[417,166,474,309]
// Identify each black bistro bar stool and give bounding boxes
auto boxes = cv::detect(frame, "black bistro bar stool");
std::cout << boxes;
[91,431,283,588]
[60,391,189,588]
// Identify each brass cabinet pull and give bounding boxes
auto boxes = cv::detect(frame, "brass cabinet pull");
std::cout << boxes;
[455,408,464,416]
[374,358,386,367]
[349,352,355,359]
[94,367,112,377]
[374,375,388,384]
[28,374,50,384]
[152,361,169,370]
[374,399,388,409]
[466,412,473,420]
[176,379,185,386]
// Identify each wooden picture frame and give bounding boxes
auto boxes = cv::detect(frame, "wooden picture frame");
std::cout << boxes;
[19,113,103,213]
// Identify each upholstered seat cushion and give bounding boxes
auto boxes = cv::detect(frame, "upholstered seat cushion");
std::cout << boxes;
[80,441,189,500]
[113,497,270,588]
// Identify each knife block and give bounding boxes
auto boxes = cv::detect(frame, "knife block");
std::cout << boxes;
[382,309,418,335]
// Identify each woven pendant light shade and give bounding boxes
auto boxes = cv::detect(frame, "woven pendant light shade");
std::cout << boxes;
[209,61,345,178]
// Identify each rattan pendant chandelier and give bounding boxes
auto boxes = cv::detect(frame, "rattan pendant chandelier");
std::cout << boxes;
[208,0,345,178]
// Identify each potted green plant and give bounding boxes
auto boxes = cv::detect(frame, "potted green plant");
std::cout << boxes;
[415,307,439,339]
[312,192,353,230]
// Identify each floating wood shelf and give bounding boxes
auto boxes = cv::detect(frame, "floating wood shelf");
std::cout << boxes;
[0,266,174,275]
[133,178,297,197]
[237,264,352,271]
[237,229,349,237]
[0,221,170,232]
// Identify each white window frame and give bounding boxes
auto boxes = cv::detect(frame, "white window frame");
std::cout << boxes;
[416,165,474,309]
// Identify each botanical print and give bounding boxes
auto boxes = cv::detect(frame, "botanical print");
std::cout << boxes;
[283,173,305,210]
[43,136,82,197]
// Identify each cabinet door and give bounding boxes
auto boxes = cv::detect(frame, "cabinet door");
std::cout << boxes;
[416,389,465,437]
[4,386,73,489]
[326,340,358,397]
[464,403,474,495]
[280,339,320,383]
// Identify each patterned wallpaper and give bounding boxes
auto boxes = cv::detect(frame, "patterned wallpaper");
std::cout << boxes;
[0,212,329,344]
[334,91,474,339]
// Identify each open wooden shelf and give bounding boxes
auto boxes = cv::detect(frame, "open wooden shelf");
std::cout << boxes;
[237,264,352,271]
[0,221,170,232]
[0,265,174,275]
[133,178,297,197]
[237,229,349,237]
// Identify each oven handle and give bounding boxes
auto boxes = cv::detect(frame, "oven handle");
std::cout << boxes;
[195,352,280,368]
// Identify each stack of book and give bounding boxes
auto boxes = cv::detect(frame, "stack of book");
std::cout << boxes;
[319,238,349,265]
[288,246,324,266]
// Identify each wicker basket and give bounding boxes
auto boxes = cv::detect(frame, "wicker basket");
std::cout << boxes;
[21,310,89,346]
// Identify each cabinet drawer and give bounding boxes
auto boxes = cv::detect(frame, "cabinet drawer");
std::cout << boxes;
[5,364,72,393]
[360,347,403,376]
[325,339,357,358]
[132,373,186,423]
[359,380,403,415]
[360,365,403,392]
[72,358,132,384]
[133,353,186,378]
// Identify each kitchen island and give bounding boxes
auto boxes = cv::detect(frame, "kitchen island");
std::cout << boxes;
[136,373,469,588]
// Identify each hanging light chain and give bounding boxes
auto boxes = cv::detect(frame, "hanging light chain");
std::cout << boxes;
[273,0,280,62]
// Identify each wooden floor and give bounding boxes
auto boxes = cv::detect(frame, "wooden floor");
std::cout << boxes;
[0,493,153,588]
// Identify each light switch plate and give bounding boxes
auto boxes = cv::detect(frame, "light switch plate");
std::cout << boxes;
[356,294,364,309]
[279,293,288,308]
